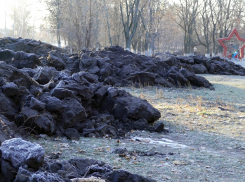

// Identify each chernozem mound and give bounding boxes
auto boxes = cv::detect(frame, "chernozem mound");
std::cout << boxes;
[0,37,244,142]
[0,38,162,141]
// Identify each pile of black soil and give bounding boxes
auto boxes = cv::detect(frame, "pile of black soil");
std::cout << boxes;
[0,37,244,182]
[0,38,164,143]
[0,37,244,142]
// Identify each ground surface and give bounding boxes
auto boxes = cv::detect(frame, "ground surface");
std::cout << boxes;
[28,74,245,182]
[231,59,245,68]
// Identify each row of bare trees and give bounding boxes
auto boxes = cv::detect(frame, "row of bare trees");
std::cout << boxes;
[8,1,32,38]
[172,0,245,54]
[44,0,184,55]
[3,0,245,55]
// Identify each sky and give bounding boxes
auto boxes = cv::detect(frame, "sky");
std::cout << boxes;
[0,0,48,31]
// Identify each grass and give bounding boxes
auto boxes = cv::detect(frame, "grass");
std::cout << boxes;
[124,75,245,139]
[28,74,245,182]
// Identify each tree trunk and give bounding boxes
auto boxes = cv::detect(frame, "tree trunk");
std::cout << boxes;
[104,0,112,46]
[125,37,131,50]
[120,0,140,51]
[57,0,61,48]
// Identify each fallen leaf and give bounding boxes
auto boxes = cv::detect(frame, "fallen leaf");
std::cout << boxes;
[72,140,79,144]
[132,156,137,160]
[173,161,181,165]
[78,150,86,153]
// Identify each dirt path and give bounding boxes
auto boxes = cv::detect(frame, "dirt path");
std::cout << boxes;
[29,74,245,182]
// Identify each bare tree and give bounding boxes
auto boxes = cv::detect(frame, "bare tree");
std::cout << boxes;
[209,0,220,54]
[103,0,113,46]
[45,0,62,47]
[110,0,124,46]
[194,0,212,54]
[172,0,199,54]
[41,0,245,55]
[119,0,141,50]
[10,0,32,38]
[140,0,166,55]
[56,0,100,50]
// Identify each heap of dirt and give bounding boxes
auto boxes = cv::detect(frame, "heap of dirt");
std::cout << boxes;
[0,37,244,142]
[1,37,244,141]
[0,38,164,143]
[0,60,161,141]
[156,53,245,76]
[71,46,214,89]
[0,37,66,57]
